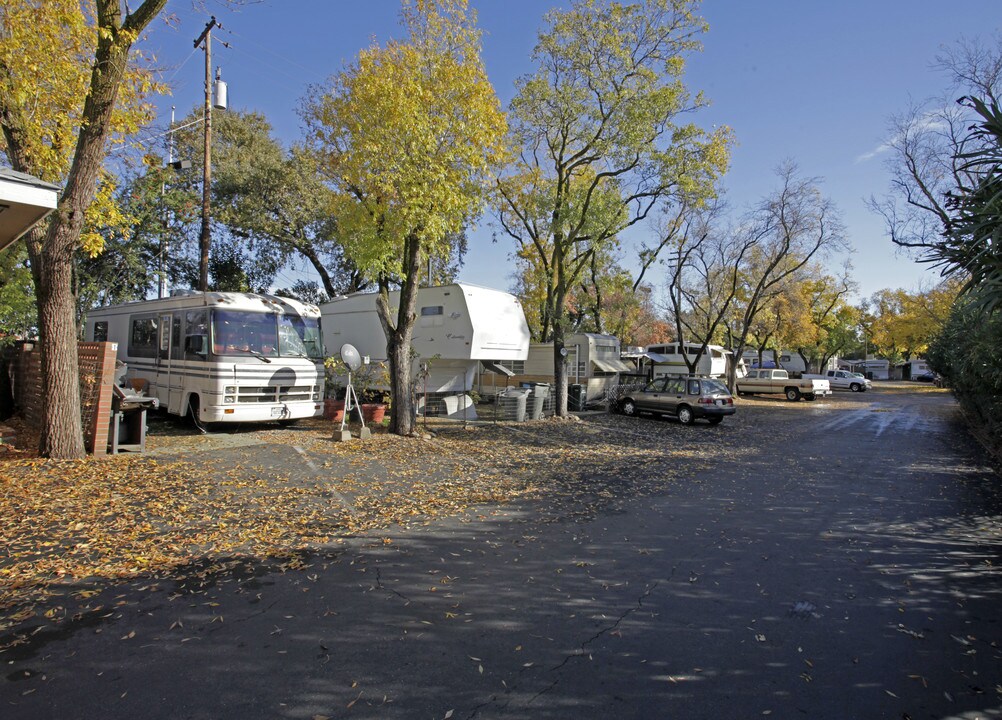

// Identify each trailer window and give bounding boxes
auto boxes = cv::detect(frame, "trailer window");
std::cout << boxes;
[128,316,158,358]
[93,321,108,342]
[491,360,524,374]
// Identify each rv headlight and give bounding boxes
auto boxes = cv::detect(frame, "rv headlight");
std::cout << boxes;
[224,395,236,404]
[312,392,320,401]
[225,386,237,394]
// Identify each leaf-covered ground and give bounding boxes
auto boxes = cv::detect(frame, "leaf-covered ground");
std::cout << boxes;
[0,386,947,653]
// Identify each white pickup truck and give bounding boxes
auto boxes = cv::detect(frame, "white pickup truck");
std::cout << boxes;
[802,369,871,392]
[736,368,831,402]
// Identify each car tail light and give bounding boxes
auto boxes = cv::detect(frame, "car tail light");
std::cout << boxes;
[698,397,713,405]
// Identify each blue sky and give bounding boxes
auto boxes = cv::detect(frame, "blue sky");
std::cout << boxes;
[142,0,1002,301]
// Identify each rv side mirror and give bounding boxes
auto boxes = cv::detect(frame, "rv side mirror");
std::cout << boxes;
[185,334,206,355]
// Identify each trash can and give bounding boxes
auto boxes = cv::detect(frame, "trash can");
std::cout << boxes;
[498,387,528,422]
[530,383,550,420]
[568,383,584,412]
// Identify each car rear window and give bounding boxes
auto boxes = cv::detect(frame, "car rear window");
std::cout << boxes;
[702,379,729,395]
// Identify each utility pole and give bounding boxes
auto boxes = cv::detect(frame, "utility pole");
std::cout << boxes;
[194,16,220,292]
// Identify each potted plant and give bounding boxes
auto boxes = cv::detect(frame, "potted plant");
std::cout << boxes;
[323,357,347,421]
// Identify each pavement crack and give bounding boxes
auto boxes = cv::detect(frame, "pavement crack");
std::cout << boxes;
[528,678,560,705]
[550,581,659,673]
[374,566,412,604]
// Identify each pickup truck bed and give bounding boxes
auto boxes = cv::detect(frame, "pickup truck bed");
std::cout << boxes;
[736,369,831,401]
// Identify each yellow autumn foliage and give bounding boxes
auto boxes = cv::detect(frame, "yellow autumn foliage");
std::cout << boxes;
[0,0,166,254]
[303,0,507,277]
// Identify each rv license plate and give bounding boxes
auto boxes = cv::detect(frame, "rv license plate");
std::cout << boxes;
[271,407,283,417]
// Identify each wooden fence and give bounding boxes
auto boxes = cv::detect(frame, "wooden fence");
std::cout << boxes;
[11,341,118,455]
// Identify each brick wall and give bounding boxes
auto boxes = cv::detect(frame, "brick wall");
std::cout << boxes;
[12,341,118,455]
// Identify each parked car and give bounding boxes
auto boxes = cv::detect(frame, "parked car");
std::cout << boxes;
[616,376,736,425]
[915,371,940,383]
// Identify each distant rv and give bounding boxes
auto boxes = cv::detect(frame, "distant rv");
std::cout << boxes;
[645,342,737,379]
[478,332,633,405]
[85,291,325,427]
[319,284,530,415]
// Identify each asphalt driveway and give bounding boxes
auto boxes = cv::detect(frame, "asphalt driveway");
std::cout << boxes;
[2,384,1000,719]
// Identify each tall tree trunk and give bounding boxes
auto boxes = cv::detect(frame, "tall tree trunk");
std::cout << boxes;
[375,232,423,436]
[37,232,85,456]
[552,252,568,417]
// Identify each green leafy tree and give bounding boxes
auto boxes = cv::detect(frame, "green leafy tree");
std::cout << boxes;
[302,0,506,435]
[0,246,36,341]
[496,0,730,415]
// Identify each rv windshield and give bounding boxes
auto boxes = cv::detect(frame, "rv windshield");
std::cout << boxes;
[212,310,279,357]
[279,315,323,359]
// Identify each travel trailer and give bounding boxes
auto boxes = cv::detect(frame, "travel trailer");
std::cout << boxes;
[85,291,325,427]
[839,358,890,380]
[320,284,530,416]
[741,349,809,374]
[897,358,932,380]
[478,332,632,405]
[645,342,738,379]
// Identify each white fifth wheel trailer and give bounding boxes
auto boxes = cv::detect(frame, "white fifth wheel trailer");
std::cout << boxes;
[319,284,530,415]
[85,291,325,426]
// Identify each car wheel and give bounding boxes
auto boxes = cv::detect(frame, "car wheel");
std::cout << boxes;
[849,383,861,392]
[707,416,723,425]
[785,387,801,402]
[677,405,694,425]
[620,399,637,417]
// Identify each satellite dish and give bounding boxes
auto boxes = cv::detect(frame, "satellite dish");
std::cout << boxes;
[340,343,363,372]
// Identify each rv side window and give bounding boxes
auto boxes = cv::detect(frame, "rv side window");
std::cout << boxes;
[171,316,182,360]
[421,306,444,316]
[185,310,208,359]
[128,316,158,358]
[93,321,108,342]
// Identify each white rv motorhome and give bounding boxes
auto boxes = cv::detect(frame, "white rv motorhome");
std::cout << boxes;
[319,284,530,413]
[85,291,325,426]
[645,342,737,379]
[478,332,632,404]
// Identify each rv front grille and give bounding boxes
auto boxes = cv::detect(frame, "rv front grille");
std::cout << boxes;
[235,385,316,403]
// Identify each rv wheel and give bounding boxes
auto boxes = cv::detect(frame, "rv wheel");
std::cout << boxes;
[187,396,209,434]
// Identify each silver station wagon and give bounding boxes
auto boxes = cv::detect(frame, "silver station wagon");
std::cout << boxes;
[616,376,736,425]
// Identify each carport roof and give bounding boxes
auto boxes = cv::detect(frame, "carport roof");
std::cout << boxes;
[0,168,60,252]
